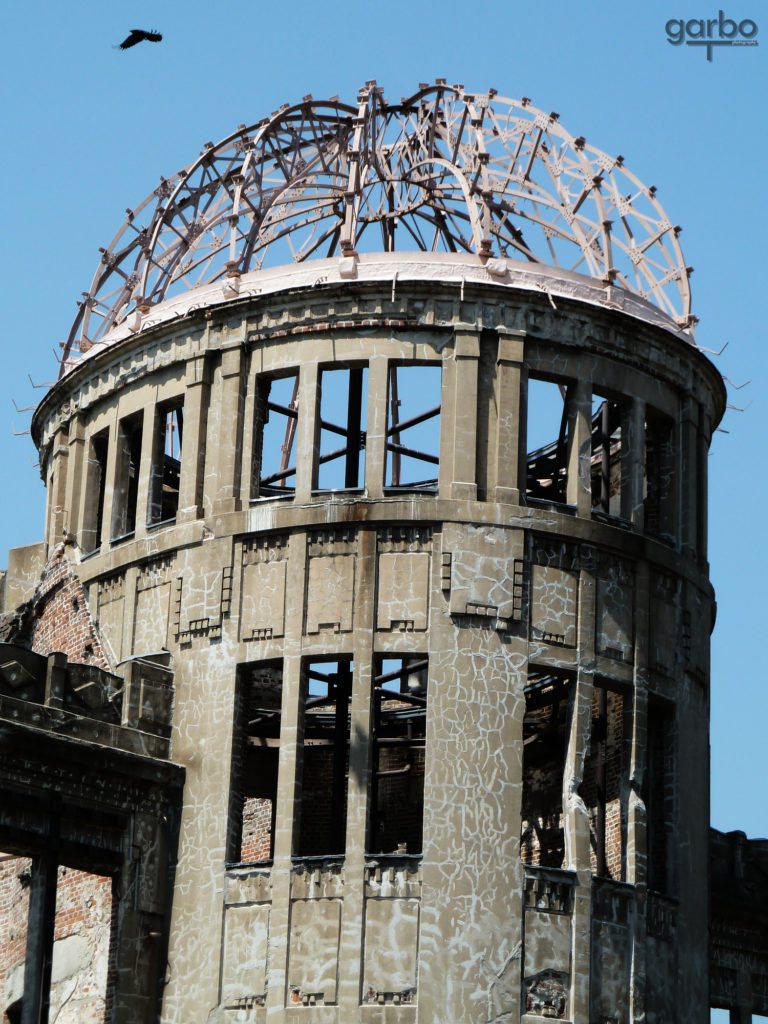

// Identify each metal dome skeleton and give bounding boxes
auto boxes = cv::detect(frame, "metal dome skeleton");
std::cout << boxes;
[63,81,693,374]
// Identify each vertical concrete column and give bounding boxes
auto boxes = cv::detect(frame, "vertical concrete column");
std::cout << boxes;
[679,397,699,558]
[294,362,320,502]
[629,561,650,1022]
[237,357,257,506]
[212,342,246,515]
[133,405,156,536]
[448,329,479,501]
[21,825,58,1024]
[623,398,645,528]
[177,355,210,523]
[566,378,593,515]
[63,414,86,540]
[492,330,525,504]
[44,425,70,550]
[44,651,67,709]
[567,563,596,1021]
[420,610,527,1022]
[120,566,139,660]
[338,527,376,1015]
[266,531,307,1017]
[99,415,119,547]
[697,408,711,562]
[364,356,389,499]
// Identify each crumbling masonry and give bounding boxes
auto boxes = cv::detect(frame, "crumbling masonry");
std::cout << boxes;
[1,82,766,1023]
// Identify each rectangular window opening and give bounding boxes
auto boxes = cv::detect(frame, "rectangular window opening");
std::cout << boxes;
[83,428,109,553]
[149,401,183,525]
[646,699,675,895]
[316,367,368,491]
[254,372,299,497]
[228,661,282,865]
[590,393,626,520]
[525,377,573,506]
[645,410,676,542]
[385,364,441,492]
[368,655,428,855]
[295,658,352,857]
[520,672,570,869]
[580,683,630,881]
[111,412,143,540]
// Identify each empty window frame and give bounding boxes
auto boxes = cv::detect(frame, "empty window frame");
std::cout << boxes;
[228,662,282,865]
[590,393,626,519]
[520,672,570,869]
[316,367,368,490]
[254,372,299,497]
[111,412,143,540]
[368,656,428,855]
[525,377,574,505]
[646,699,675,895]
[295,659,352,857]
[385,364,441,491]
[149,401,183,525]
[580,683,630,880]
[83,428,109,553]
[644,410,677,541]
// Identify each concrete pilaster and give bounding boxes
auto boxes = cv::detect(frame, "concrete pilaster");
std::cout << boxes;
[212,343,246,515]
[178,355,210,523]
[567,379,592,515]
[295,362,320,502]
[492,331,525,504]
[448,329,479,501]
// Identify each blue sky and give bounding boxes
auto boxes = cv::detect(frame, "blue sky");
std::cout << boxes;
[0,0,765,853]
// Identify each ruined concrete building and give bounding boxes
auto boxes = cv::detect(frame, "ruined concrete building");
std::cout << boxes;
[1,82,766,1023]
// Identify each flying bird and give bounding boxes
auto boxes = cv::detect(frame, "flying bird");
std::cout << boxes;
[115,29,163,50]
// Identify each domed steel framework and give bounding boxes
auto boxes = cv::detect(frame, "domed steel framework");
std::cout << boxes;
[64,80,693,373]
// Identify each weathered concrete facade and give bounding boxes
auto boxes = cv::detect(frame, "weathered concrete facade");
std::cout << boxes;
[0,83,751,1022]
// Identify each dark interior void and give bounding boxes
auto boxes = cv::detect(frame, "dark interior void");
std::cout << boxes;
[590,395,624,517]
[228,662,282,864]
[112,412,143,538]
[581,684,630,881]
[295,659,353,857]
[520,672,570,868]
[368,656,428,855]
[149,402,183,524]
[385,364,440,491]
[89,429,109,551]
[646,698,675,895]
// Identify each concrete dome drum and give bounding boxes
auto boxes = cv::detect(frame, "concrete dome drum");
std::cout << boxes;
[3,80,749,1024]
[64,81,693,373]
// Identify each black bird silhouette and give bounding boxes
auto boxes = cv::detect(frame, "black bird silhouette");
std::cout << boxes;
[115,29,163,50]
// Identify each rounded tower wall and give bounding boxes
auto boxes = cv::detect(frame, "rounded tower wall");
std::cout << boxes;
[29,257,723,1023]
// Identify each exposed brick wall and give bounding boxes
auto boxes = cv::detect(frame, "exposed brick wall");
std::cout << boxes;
[28,544,112,671]
[241,797,273,862]
[0,857,113,1024]
[0,854,32,1022]
[582,687,627,881]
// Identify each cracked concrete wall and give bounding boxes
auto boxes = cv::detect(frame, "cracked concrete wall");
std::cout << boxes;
[19,269,724,1023]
